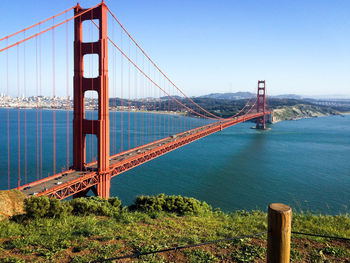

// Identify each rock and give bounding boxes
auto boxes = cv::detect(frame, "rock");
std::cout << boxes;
[0,190,26,220]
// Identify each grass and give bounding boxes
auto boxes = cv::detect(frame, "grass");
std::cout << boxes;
[0,198,350,262]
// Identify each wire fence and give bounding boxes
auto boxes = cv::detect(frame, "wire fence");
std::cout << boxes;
[291,231,350,241]
[89,231,266,262]
[89,230,350,262]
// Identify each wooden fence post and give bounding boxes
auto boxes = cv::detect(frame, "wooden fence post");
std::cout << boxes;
[267,203,292,263]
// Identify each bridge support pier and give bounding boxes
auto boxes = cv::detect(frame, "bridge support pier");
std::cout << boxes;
[97,172,111,199]
[266,112,274,124]
[73,3,111,199]
[256,80,266,129]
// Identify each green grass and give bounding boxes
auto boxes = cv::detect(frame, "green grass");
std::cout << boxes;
[293,212,350,238]
[0,196,350,262]
[184,249,217,262]
[230,243,266,262]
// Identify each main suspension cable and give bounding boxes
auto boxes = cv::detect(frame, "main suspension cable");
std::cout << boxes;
[0,3,102,53]
[88,17,217,120]
[107,7,223,120]
[0,6,76,42]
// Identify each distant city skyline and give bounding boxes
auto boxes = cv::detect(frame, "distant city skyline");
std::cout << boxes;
[0,0,349,98]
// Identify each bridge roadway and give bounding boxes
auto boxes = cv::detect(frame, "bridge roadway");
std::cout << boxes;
[16,112,270,199]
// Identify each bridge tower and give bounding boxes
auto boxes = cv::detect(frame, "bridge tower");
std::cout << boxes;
[73,3,111,198]
[256,80,266,129]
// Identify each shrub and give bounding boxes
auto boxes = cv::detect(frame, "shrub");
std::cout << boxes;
[47,198,72,218]
[108,197,122,209]
[24,196,50,219]
[24,196,72,219]
[69,196,121,217]
[24,196,121,219]
[132,194,212,215]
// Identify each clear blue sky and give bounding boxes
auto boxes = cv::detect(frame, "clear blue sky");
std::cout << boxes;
[0,0,349,97]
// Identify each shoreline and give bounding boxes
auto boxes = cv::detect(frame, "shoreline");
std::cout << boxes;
[1,107,349,122]
[0,107,184,116]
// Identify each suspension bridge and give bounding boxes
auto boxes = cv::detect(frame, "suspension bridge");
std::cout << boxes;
[0,2,272,199]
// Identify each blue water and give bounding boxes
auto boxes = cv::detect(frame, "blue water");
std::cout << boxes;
[1,108,349,214]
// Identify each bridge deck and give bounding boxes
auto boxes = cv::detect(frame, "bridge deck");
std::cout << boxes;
[17,112,271,199]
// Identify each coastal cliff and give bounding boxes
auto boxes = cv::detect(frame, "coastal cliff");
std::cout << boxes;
[272,104,340,123]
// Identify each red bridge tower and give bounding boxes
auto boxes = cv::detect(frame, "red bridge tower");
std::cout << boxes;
[73,3,111,198]
[256,80,266,129]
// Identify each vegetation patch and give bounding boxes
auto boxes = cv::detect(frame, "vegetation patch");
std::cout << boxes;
[130,193,212,215]
[0,195,349,262]
[231,243,266,262]
[23,196,122,219]
[183,248,217,262]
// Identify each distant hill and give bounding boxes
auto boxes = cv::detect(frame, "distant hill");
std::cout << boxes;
[198,92,350,101]
[197,92,307,100]
[198,92,254,100]
[272,94,303,100]
[160,95,182,100]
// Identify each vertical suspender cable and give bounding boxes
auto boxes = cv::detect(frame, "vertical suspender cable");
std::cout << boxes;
[171,85,174,135]
[142,55,145,146]
[115,24,118,155]
[153,68,156,141]
[134,46,137,147]
[7,38,10,188]
[177,92,180,133]
[160,77,162,137]
[152,69,155,140]
[39,24,43,179]
[23,32,27,184]
[114,40,117,155]
[147,61,150,144]
[112,20,116,155]
[128,38,131,150]
[113,38,116,155]
[66,14,70,170]
[163,79,166,137]
[183,96,185,132]
[120,29,124,152]
[135,48,138,147]
[90,16,94,162]
[177,92,179,133]
[167,82,170,137]
[36,34,39,180]
[52,18,56,176]
[189,99,191,130]
[161,79,164,137]
[17,45,21,187]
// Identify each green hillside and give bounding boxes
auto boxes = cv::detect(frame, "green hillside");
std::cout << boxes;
[0,195,350,262]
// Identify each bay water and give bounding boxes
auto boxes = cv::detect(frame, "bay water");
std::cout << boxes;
[1,108,349,214]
